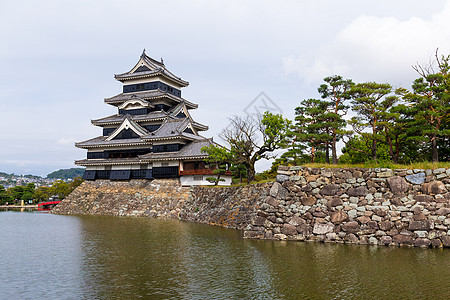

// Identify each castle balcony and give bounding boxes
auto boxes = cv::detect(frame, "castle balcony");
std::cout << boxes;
[179,169,232,176]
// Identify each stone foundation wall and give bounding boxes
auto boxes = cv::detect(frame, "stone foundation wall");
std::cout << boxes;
[180,183,271,229]
[54,167,450,248]
[243,166,450,248]
[53,179,190,218]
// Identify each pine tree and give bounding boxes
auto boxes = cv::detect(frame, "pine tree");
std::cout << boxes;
[293,99,332,163]
[397,52,450,162]
[348,82,394,162]
[318,75,353,164]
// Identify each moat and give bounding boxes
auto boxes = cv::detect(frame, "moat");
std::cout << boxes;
[1,209,449,299]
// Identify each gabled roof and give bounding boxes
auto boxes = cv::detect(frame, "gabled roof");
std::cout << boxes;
[169,103,209,132]
[142,118,187,140]
[141,118,205,141]
[104,90,198,109]
[114,50,189,87]
[105,117,149,141]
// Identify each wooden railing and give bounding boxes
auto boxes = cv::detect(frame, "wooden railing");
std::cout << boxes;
[179,169,232,176]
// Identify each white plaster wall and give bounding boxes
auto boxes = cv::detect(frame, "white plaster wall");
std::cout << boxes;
[153,161,179,167]
[86,166,106,171]
[180,175,232,186]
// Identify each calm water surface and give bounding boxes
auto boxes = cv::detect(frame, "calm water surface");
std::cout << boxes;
[0,209,449,299]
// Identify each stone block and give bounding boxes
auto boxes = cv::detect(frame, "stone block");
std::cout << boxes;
[393,234,414,245]
[320,184,341,196]
[276,174,290,183]
[281,224,297,236]
[244,231,265,239]
[330,211,348,224]
[347,186,369,197]
[356,216,371,224]
[414,194,434,202]
[380,235,393,245]
[433,168,446,174]
[408,220,434,231]
[377,170,394,178]
[442,236,450,247]
[436,173,447,180]
[405,173,425,185]
[379,221,394,231]
[348,209,357,219]
[313,223,334,235]
[287,215,306,226]
[342,221,360,233]
[327,197,343,207]
[273,233,287,240]
[387,176,409,193]
[422,181,447,195]
[435,207,450,215]
[301,196,317,206]
[270,182,288,199]
[414,238,431,247]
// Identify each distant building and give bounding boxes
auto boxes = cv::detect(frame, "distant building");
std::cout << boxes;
[75,51,231,186]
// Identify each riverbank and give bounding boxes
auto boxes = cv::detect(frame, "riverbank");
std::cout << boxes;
[53,166,450,248]
[0,205,38,208]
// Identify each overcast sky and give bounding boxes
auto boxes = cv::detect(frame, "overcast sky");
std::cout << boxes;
[1,0,449,176]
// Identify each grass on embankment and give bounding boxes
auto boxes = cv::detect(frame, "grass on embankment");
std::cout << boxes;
[200,161,450,187]
[301,161,450,170]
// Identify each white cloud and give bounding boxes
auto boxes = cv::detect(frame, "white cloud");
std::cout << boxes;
[284,1,450,86]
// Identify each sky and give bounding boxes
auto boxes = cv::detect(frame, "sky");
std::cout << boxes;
[1,0,449,176]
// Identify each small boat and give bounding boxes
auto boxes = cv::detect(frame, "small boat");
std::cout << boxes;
[38,200,61,210]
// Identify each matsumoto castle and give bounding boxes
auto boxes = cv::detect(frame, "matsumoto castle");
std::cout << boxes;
[76,51,231,186]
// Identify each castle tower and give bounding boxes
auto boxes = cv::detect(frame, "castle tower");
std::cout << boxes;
[75,51,231,185]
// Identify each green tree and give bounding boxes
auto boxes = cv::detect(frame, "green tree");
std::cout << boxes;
[201,144,232,185]
[221,112,291,183]
[348,82,396,162]
[0,185,12,205]
[318,75,354,164]
[397,52,450,162]
[33,186,51,202]
[340,136,390,164]
[10,186,24,201]
[293,99,332,163]
[278,123,307,166]
[49,180,71,199]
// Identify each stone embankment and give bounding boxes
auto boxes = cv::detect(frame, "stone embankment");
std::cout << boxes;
[54,166,450,248]
[53,179,190,219]
[243,166,450,248]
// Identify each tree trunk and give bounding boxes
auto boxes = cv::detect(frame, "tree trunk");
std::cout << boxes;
[332,136,338,164]
[387,135,394,163]
[311,146,315,163]
[247,164,256,183]
[372,139,377,163]
[432,137,439,162]
[325,143,330,164]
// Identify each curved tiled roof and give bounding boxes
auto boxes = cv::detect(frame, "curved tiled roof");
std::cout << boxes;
[104,90,198,109]
[91,111,169,126]
[114,50,189,87]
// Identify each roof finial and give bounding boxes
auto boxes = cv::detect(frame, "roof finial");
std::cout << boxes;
[141,48,146,57]
[160,57,164,65]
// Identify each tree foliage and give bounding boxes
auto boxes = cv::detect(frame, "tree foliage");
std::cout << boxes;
[220,112,291,183]
[201,144,232,185]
